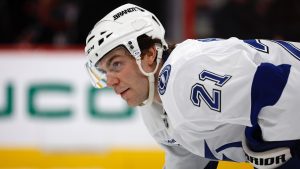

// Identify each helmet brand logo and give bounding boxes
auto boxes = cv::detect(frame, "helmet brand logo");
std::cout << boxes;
[113,7,144,21]
[87,45,94,54]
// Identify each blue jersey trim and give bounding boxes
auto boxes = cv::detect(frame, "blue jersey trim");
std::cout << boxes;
[246,63,293,152]
[215,141,242,153]
[246,125,299,152]
[204,140,241,161]
[272,40,300,61]
[204,140,218,160]
[222,154,233,161]
[243,39,269,53]
[249,63,291,126]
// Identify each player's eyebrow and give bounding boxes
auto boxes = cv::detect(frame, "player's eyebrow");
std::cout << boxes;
[106,54,120,69]
[95,54,116,73]
[97,46,126,71]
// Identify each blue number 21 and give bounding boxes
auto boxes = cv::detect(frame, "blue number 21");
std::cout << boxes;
[190,70,231,112]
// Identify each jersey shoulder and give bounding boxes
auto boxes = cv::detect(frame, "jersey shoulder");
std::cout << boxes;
[158,38,255,129]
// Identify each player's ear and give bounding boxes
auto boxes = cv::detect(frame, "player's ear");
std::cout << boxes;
[140,45,157,72]
[142,45,157,65]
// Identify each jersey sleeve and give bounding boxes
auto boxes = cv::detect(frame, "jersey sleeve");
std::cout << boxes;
[172,122,247,161]
[160,143,215,169]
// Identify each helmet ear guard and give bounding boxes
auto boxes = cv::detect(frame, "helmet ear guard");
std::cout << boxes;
[124,38,142,59]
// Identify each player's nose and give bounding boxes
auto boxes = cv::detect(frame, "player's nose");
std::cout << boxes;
[106,73,119,88]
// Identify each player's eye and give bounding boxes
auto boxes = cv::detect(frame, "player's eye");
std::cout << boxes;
[109,61,123,72]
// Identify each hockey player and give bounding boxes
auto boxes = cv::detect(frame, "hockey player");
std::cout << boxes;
[84,3,300,169]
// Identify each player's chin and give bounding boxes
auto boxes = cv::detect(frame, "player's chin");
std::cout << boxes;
[127,98,144,107]
[122,97,139,107]
[121,92,140,107]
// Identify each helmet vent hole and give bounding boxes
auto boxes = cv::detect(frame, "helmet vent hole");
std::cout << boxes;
[106,33,112,38]
[152,16,160,26]
[98,38,104,46]
[100,31,107,35]
[87,35,95,43]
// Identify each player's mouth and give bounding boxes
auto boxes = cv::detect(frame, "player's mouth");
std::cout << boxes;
[120,88,130,98]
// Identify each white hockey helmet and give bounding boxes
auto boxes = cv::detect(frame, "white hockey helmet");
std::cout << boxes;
[84,3,168,89]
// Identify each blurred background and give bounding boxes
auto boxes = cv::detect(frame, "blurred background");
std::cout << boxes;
[0,0,299,168]
[1,0,300,46]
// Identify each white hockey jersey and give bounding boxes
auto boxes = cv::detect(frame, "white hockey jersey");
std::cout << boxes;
[138,102,212,169]
[157,37,300,162]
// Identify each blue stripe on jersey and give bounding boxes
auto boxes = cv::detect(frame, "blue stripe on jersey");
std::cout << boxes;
[272,40,300,61]
[204,140,218,160]
[243,39,269,53]
[222,154,233,161]
[204,140,241,161]
[246,63,291,152]
[215,141,242,153]
[249,63,291,126]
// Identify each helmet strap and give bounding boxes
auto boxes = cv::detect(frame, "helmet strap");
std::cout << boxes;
[136,44,163,106]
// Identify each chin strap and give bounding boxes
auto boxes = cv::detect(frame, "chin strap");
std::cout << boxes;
[136,44,163,106]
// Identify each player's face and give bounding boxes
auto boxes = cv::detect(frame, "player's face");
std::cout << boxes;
[97,46,149,106]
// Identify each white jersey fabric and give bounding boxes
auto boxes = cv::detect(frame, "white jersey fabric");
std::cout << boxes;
[138,102,212,169]
[156,37,300,162]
